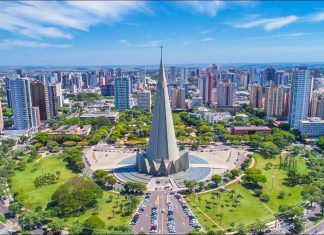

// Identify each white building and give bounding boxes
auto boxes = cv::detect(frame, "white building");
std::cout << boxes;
[137,90,151,112]
[298,117,324,137]
[288,66,312,129]
[202,112,232,124]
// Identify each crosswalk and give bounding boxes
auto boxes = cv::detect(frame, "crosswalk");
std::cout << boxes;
[0,226,11,235]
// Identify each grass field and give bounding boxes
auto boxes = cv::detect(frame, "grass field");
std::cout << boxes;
[67,191,141,227]
[10,155,75,210]
[10,155,138,229]
[187,153,308,230]
[187,183,274,230]
[253,153,307,211]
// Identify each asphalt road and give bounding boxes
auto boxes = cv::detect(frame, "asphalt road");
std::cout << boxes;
[132,189,193,234]
[305,220,324,234]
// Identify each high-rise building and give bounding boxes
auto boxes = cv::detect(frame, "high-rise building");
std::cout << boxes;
[171,88,186,110]
[137,68,146,90]
[249,84,264,108]
[9,76,38,132]
[137,90,151,112]
[0,99,3,133]
[101,84,115,97]
[180,67,188,85]
[198,74,209,105]
[114,77,131,111]
[310,89,324,120]
[288,66,312,129]
[116,68,122,77]
[217,81,236,107]
[55,83,63,108]
[264,85,290,117]
[265,67,275,84]
[48,84,59,117]
[169,66,176,83]
[31,81,50,121]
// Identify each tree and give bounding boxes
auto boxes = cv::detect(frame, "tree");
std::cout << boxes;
[260,194,270,202]
[260,141,279,158]
[242,168,267,187]
[8,202,21,214]
[64,148,85,172]
[229,169,241,179]
[123,182,147,194]
[69,222,84,235]
[211,174,222,187]
[278,205,303,220]
[34,132,51,145]
[83,215,105,235]
[294,218,304,233]
[48,218,65,234]
[317,136,324,150]
[278,191,286,199]
[19,211,42,231]
[236,224,247,235]
[184,180,197,193]
[50,176,103,216]
[93,170,116,189]
[251,220,266,235]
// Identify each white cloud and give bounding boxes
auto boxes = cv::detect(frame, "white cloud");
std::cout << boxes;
[182,1,225,17]
[233,15,298,31]
[0,1,148,40]
[306,12,324,22]
[119,39,131,46]
[201,37,214,42]
[0,39,71,49]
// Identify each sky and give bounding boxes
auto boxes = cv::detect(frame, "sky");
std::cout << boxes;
[0,1,324,66]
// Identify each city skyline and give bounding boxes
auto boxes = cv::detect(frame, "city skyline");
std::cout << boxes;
[1,1,324,65]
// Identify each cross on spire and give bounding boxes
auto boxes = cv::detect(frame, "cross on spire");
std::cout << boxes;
[160,44,163,58]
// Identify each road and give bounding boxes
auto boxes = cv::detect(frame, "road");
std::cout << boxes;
[132,189,193,234]
[270,204,322,234]
[305,220,324,234]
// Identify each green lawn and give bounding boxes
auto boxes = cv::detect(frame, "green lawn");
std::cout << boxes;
[10,155,138,229]
[253,153,307,211]
[10,155,75,210]
[187,183,274,230]
[187,153,309,231]
[67,192,141,227]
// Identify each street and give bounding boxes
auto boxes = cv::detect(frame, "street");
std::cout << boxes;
[132,189,193,234]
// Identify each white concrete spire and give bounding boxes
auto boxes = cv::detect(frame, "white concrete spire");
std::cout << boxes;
[146,48,179,163]
[136,48,189,176]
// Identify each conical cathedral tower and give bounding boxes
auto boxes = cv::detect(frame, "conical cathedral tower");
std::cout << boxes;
[136,49,189,176]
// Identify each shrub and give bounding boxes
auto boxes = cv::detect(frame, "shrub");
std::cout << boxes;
[260,194,270,202]
[34,173,58,187]
[278,191,286,199]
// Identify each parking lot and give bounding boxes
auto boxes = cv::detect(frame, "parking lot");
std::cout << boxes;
[132,189,199,234]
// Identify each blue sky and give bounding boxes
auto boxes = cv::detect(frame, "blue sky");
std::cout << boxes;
[0,1,324,66]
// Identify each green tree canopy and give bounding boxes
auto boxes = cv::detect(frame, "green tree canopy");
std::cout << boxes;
[50,176,103,216]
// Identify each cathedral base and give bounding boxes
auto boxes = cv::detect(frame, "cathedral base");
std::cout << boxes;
[135,151,189,176]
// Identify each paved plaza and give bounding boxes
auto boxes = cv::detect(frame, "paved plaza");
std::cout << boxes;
[84,144,247,182]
